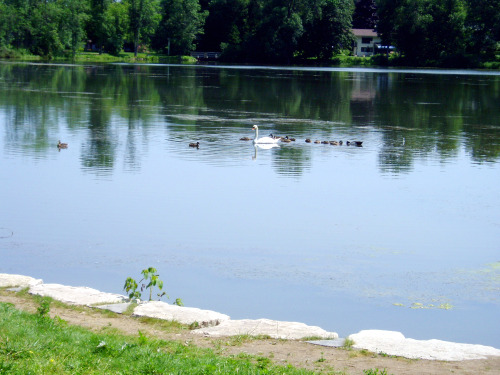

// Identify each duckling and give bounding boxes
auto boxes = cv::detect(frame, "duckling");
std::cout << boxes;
[321,141,329,144]
[240,137,252,141]
[57,140,68,149]
[314,140,321,144]
[189,142,200,148]
[346,141,363,147]
[330,141,339,146]
[305,139,312,143]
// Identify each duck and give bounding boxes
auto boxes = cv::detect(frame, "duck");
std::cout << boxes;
[305,139,312,143]
[330,141,339,146]
[240,137,252,141]
[252,125,281,144]
[57,140,68,149]
[346,141,363,147]
[189,142,200,148]
[314,140,321,144]
[321,141,329,144]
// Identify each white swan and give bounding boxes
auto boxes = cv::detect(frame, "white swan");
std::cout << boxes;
[252,125,281,144]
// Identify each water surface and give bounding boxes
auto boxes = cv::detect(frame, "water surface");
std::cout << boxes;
[1,62,499,346]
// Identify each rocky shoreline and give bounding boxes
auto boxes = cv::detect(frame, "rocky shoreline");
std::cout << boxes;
[1,273,500,361]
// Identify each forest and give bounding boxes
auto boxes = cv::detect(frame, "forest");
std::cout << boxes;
[0,0,499,67]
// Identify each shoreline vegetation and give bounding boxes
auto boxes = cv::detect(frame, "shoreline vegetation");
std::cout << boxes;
[1,288,500,375]
[1,49,499,70]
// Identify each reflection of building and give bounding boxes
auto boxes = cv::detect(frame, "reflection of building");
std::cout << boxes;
[352,29,381,56]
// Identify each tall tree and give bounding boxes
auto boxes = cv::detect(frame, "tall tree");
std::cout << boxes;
[104,1,129,55]
[299,0,355,60]
[152,0,207,55]
[87,0,111,53]
[61,0,90,57]
[377,0,467,65]
[128,0,161,56]
[198,0,249,51]
[465,0,500,59]
[352,0,378,29]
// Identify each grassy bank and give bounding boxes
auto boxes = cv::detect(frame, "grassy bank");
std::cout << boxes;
[0,299,313,374]
[0,48,197,64]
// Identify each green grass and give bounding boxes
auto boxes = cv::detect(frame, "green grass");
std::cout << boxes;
[0,302,314,374]
[0,48,197,64]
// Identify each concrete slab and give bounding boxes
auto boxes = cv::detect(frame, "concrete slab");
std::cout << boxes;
[94,302,133,314]
[0,273,43,288]
[191,318,339,340]
[29,283,127,306]
[348,330,500,361]
[133,301,229,327]
[307,338,346,347]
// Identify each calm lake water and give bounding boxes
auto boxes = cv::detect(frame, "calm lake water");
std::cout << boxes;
[1,62,499,347]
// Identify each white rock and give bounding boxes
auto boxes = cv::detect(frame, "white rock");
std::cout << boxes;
[191,318,338,340]
[133,301,229,327]
[348,330,500,361]
[0,273,43,288]
[29,283,127,306]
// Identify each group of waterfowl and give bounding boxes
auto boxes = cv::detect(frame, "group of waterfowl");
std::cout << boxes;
[239,124,363,146]
[190,124,363,148]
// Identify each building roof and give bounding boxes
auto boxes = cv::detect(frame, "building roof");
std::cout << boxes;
[352,29,378,37]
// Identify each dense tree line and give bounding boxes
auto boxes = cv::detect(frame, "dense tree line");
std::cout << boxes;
[0,0,498,65]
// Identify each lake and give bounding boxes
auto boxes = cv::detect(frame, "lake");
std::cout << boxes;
[0,61,499,347]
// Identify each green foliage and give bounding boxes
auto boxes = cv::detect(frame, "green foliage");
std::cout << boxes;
[363,368,390,375]
[0,0,498,65]
[127,0,161,56]
[103,1,129,56]
[141,266,165,301]
[123,276,141,300]
[124,267,183,303]
[152,0,208,55]
[36,297,51,318]
[375,0,495,67]
[299,0,355,60]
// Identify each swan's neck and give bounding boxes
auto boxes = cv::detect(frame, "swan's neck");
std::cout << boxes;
[253,127,259,142]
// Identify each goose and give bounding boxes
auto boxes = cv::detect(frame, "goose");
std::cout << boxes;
[330,141,339,146]
[252,125,280,144]
[321,141,329,144]
[281,137,292,143]
[189,142,200,148]
[314,140,321,144]
[57,140,68,149]
[285,136,295,141]
[305,139,312,143]
[240,137,252,141]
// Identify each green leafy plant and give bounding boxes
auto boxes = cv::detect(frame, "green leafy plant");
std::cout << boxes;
[124,267,182,304]
[36,297,51,318]
[141,267,165,301]
[124,277,141,300]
